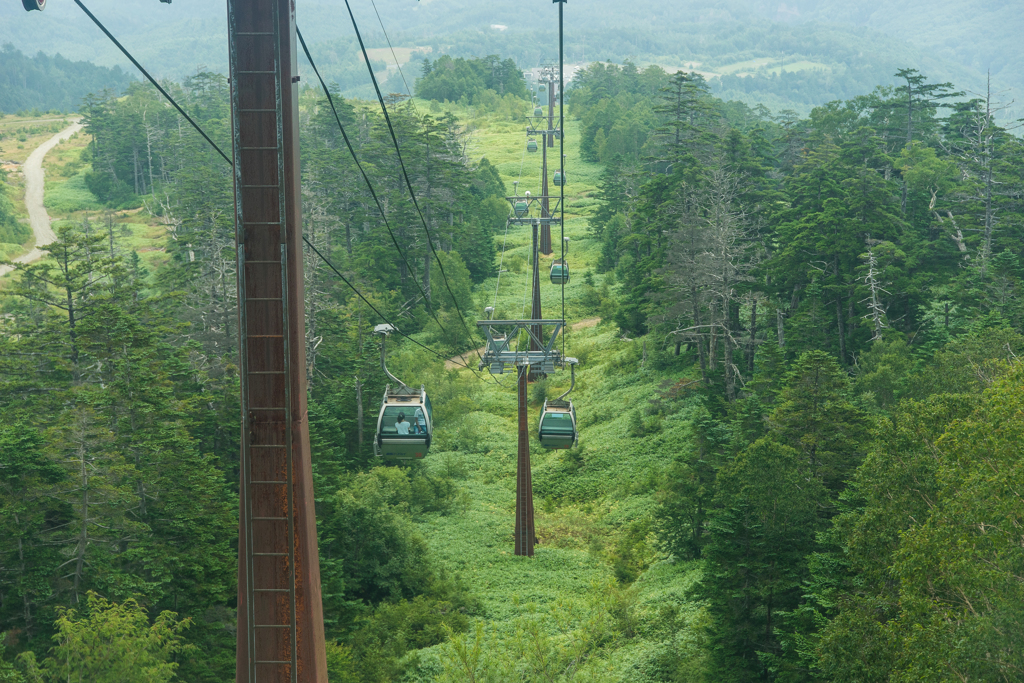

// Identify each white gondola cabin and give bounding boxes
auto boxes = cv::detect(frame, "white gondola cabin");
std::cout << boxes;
[372,323,433,460]
[374,385,433,460]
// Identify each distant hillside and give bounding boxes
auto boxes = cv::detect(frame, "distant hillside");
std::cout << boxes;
[1,0,1020,116]
[0,44,134,114]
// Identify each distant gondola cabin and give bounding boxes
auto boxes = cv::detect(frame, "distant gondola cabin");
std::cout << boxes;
[550,260,569,285]
[533,107,543,118]
[527,138,538,153]
[514,200,529,217]
[553,171,565,186]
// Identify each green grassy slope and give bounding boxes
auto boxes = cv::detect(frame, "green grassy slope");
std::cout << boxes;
[388,102,708,680]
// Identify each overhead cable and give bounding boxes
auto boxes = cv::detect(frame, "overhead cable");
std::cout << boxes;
[559,1,567,359]
[72,7,479,374]
[295,27,455,345]
[342,0,483,357]
[369,0,413,98]
[302,238,480,371]
[73,0,232,166]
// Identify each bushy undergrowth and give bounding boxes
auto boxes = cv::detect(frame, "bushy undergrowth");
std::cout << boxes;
[43,169,103,214]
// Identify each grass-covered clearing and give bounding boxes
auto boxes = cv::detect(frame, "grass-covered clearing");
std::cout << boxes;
[375,100,707,680]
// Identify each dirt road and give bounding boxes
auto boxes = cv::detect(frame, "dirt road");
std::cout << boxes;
[0,121,84,277]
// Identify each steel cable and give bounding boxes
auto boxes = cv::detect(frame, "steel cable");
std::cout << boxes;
[71,3,480,375]
[342,0,484,363]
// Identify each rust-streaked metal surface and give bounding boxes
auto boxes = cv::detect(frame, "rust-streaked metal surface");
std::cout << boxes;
[515,364,536,556]
[229,0,327,680]
[540,107,552,256]
[529,222,545,382]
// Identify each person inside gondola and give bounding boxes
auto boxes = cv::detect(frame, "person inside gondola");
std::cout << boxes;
[395,412,410,435]
[412,407,426,434]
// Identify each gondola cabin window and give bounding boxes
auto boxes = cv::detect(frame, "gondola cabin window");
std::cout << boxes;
[540,412,574,434]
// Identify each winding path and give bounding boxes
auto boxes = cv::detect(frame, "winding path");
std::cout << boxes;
[0,121,84,277]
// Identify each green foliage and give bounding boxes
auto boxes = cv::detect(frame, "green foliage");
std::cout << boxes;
[769,351,870,493]
[818,366,1024,681]
[43,170,104,214]
[0,170,30,247]
[699,437,827,681]
[0,45,134,114]
[416,55,528,104]
[31,592,192,683]
[320,467,435,606]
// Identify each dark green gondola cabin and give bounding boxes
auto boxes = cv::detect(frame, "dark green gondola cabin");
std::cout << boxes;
[550,260,569,285]
[538,399,577,449]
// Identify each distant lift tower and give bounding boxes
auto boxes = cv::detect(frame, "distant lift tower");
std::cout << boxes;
[228,0,328,681]
[530,64,560,255]
[478,223,567,555]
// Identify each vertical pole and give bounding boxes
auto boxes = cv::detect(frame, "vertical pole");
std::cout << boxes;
[547,78,556,148]
[540,75,553,255]
[230,0,327,680]
[558,0,566,359]
[514,363,535,556]
[529,220,545,382]
[541,124,551,255]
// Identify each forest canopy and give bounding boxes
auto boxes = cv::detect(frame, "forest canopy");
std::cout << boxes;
[2,29,1024,681]
[0,44,134,114]
[415,54,528,104]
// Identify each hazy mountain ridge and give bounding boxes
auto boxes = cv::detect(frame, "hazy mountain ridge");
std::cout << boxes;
[1,0,1019,115]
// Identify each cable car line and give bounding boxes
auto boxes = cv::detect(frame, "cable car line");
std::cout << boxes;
[69,10,480,378]
[298,28,495,385]
[295,28,455,345]
[368,0,413,98]
[303,238,481,374]
[72,0,231,166]
[341,0,484,362]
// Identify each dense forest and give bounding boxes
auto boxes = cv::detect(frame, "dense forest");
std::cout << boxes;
[416,55,528,104]
[570,60,1024,680]
[0,44,134,115]
[2,50,1024,682]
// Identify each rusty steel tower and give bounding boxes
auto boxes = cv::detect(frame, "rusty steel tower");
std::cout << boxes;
[228,0,327,680]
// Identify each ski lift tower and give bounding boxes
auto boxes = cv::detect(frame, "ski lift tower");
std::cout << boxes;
[19,0,329,680]
[530,63,560,255]
[227,0,327,680]
[478,315,566,556]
